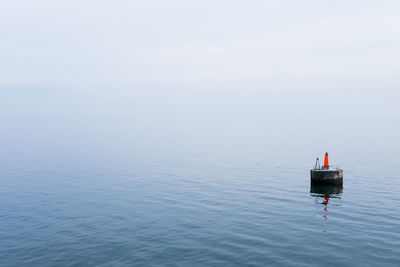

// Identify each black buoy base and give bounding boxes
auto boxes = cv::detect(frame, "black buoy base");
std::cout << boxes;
[310,169,343,185]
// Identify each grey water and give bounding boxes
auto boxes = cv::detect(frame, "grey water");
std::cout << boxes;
[1,145,399,266]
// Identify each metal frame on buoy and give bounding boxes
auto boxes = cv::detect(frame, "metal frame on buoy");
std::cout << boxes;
[314,158,321,169]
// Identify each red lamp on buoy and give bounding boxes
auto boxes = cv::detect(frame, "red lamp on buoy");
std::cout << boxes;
[323,152,329,169]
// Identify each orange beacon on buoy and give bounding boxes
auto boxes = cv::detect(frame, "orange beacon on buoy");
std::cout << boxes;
[323,152,329,169]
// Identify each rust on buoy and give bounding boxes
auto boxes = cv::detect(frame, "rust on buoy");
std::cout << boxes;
[310,152,343,185]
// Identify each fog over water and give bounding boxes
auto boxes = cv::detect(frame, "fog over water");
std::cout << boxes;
[1,1,400,266]
[2,1,400,159]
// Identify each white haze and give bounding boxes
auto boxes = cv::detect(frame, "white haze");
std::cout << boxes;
[1,0,399,161]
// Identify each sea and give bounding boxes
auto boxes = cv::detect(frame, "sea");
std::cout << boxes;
[1,145,399,266]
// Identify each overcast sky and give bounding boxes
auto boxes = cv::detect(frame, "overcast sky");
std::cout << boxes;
[1,1,399,157]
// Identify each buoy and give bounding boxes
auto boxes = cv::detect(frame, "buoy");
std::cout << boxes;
[310,152,343,184]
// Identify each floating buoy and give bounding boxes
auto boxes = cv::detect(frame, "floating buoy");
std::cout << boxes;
[310,152,343,184]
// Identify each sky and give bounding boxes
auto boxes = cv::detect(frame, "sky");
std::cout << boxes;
[1,0,399,159]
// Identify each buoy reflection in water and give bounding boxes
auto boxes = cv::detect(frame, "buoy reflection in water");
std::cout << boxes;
[310,184,343,227]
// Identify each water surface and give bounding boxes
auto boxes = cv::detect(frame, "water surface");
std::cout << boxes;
[1,148,399,266]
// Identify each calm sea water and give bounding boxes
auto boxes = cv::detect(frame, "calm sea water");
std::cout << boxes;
[1,148,399,266]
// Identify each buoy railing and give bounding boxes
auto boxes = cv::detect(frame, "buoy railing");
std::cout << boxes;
[312,165,340,170]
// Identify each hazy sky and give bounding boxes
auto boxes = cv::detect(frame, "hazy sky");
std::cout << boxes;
[1,1,399,157]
